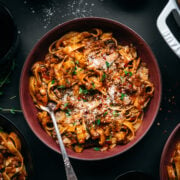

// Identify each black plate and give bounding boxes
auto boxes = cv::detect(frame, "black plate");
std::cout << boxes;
[114,171,155,180]
[0,114,34,180]
[0,2,19,64]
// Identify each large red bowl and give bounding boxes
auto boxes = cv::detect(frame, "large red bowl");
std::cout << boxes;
[160,123,180,180]
[20,17,162,160]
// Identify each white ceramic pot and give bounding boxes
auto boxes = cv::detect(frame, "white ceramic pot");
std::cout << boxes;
[157,0,180,58]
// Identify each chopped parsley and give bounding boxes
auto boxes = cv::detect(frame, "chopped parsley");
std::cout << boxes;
[93,147,100,151]
[129,71,133,76]
[79,88,83,94]
[65,108,71,116]
[124,70,128,75]
[120,76,124,83]
[79,87,88,94]
[96,119,101,125]
[75,61,79,64]
[113,111,119,117]
[120,93,126,100]
[103,112,108,117]
[78,68,83,72]
[51,79,55,84]
[106,61,110,68]
[101,73,106,81]
[106,135,112,141]
[73,66,77,75]
[58,85,65,89]
[64,103,68,108]
[92,82,95,89]
[124,70,133,76]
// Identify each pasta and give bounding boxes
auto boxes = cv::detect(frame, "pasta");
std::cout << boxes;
[167,142,180,180]
[29,29,154,152]
[0,130,27,179]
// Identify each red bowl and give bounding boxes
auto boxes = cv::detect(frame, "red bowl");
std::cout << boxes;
[160,123,180,180]
[20,17,162,160]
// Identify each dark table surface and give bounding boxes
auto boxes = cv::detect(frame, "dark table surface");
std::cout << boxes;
[0,0,180,179]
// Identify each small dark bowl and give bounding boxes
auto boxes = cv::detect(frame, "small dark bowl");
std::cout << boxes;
[0,114,34,179]
[0,2,18,71]
[20,17,162,160]
[160,123,180,180]
[114,171,154,180]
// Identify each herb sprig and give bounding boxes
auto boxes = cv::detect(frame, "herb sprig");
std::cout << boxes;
[0,107,22,114]
[0,60,16,89]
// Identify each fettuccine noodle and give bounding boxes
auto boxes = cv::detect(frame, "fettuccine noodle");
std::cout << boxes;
[0,131,27,179]
[167,142,180,180]
[29,29,154,152]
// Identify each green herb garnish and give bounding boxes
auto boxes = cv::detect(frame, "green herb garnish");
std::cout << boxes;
[93,147,100,151]
[51,79,55,84]
[92,82,95,89]
[113,111,119,117]
[124,70,128,75]
[82,99,87,102]
[75,61,79,64]
[58,85,65,89]
[73,66,77,75]
[106,135,112,141]
[129,71,133,76]
[79,87,83,94]
[10,109,15,114]
[66,108,71,116]
[64,103,68,108]
[0,60,15,89]
[106,61,110,68]
[120,93,126,100]
[96,119,101,125]
[103,112,108,117]
[0,107,22,114]
[124,70,132,76]
[79,87,88,94]
[101,73,106,81]
[78,68,83,72]
[120,76,124,83]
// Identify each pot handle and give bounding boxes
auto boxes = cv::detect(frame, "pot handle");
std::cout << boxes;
[157,0,180,58]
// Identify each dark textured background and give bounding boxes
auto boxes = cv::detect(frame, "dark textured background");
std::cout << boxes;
[0,0,180,179]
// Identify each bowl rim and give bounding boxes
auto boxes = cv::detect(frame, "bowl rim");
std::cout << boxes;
[160,123,180,180]
[20,17,162,161]
[0,113,34,179]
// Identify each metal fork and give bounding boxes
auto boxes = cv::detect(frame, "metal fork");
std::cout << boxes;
[40,103,78,180]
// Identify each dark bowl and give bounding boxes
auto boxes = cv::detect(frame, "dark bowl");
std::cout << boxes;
[114,170,154,180]
[0,114,34,179]
[20,17,162,160]
[160,123,180,180]
[0,2,18,65]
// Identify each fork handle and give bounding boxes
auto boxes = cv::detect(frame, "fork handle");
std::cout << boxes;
[49,111,78,180]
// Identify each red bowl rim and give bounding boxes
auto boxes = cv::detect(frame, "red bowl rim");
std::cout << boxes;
[20,17,162,161]
[160,123,180,180]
